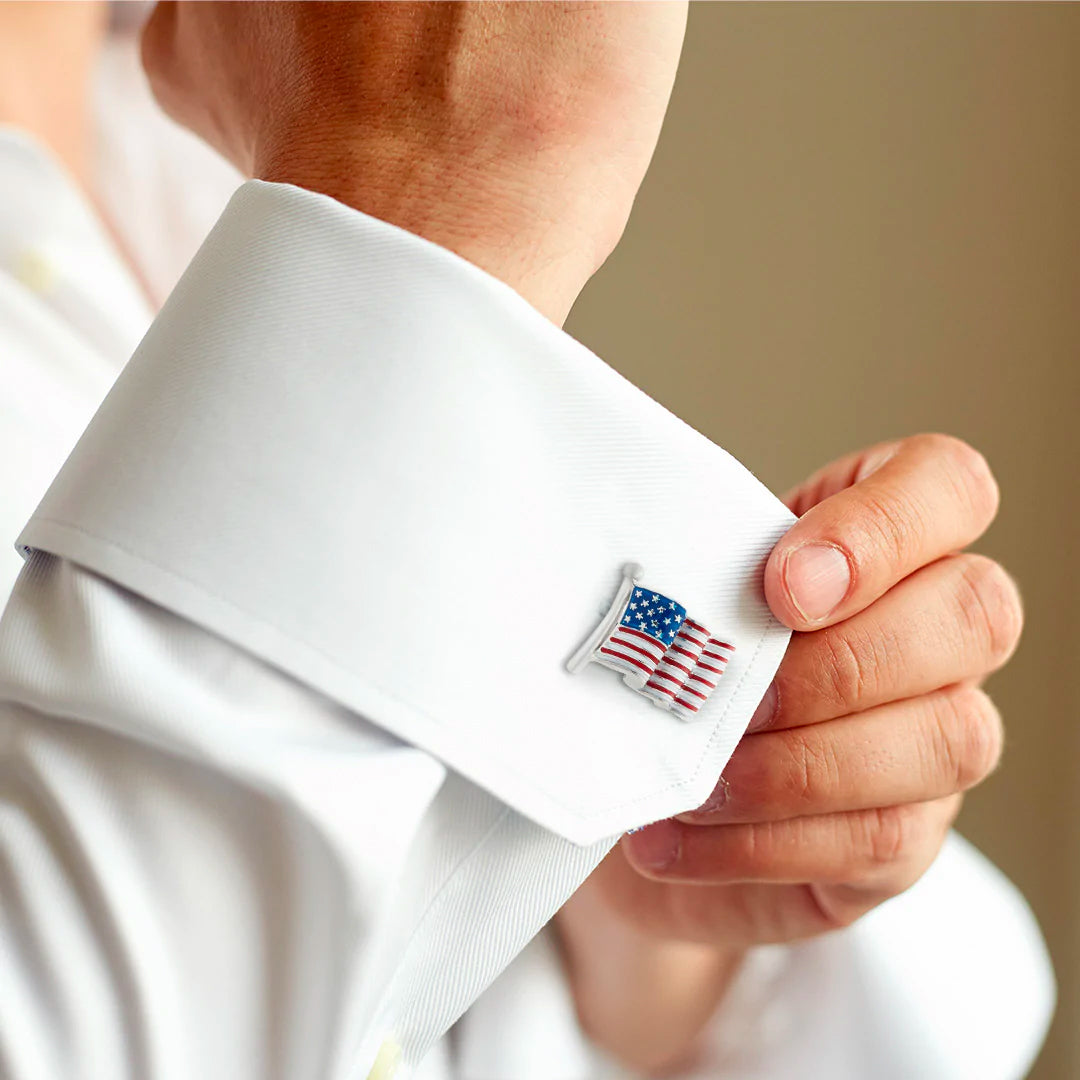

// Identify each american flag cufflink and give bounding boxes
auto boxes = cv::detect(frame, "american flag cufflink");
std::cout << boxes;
[566,563,735,720]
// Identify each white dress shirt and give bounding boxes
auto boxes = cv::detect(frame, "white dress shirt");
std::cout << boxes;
[0,35,1055,1080]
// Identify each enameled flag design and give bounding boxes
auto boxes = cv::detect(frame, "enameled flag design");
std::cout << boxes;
[567,564,735,720]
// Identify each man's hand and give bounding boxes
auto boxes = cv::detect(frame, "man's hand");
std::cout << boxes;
[558,434,1020,1072]
[140,1,687,323]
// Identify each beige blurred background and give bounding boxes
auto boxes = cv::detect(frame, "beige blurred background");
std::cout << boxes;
[568,5,1079,1078]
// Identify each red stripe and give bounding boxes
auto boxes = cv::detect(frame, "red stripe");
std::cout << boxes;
[613,639,664,663]
[708,640,735,652]
[659,656,692,676]
[685,619,709,634]
[696,662,723,675]
[599,647,651,675]
[678,630,706,647]
[650,669,681,687]
[688,674,716,688]
[674,697,700,712]
[682,685,707,701]
[617,626,666,654]
[701,650,729,663]
[645,681,677,699]
[669,644,698,660]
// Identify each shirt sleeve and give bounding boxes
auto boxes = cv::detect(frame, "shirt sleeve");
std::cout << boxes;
[589,834,1053,1080]
[452,837,1053,1080]
[1,181,795,1080]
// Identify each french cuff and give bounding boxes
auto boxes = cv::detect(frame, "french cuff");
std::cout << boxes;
[18,180,794,846]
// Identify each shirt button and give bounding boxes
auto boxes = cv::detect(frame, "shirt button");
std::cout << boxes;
[14,249,57,294]
[366,1038,401,1080]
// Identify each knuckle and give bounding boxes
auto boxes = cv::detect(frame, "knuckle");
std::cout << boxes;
[954,554,1025,668]
[938,687,1004,790]
[817,804,955,930]
[729,823,771,875]
[920,433,1001,526]
[856,485,925,570]
[864,804,917,868]
[705,823,786,882]
[782,732,838,811]
[817,627,874,712]
[805,882,866,932]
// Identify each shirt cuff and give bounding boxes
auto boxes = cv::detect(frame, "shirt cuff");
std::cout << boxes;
[18,180,794,845]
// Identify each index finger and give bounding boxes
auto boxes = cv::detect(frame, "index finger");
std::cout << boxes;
[764,434,1000,631]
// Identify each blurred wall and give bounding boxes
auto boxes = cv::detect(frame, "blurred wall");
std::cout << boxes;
[567,5,1080,1078]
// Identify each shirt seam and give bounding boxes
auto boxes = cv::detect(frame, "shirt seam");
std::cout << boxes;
[355,802,514,1069]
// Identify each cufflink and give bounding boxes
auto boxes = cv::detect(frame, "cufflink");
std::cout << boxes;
[567,563,735,720]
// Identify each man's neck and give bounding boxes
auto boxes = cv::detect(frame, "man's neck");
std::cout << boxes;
[0,1,108,190]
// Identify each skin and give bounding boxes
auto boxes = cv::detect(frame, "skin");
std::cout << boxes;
[140,1,690,325]
[559,434,1017,1071]
[6,3,1025,1073]
[0,1,107,189]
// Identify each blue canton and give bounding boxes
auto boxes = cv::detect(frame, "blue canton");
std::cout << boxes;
[619,586,687,645]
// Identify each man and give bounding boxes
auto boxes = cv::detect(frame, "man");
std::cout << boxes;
[0,4,1053,1078]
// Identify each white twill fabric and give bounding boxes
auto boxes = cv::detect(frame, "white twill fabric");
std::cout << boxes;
[0,32,1055,1080]
[18,179,794,846]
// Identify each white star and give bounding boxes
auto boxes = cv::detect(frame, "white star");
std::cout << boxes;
[635,589,643,597]
[623,614,631,623]
[669,601,676,610]
[664,617,671,625]
[629,602,638,610]
[651,594,659,601]
[650,620,658,628]
[637,621,648,631]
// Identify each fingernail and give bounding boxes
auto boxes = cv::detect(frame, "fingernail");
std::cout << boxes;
[696,774,730,814]
[624,819,680,871]
[784,542,851,622]
[747,682,779,733]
